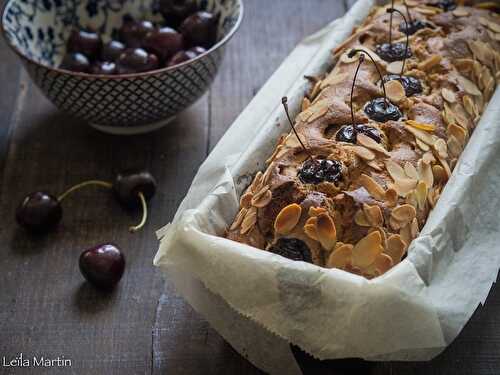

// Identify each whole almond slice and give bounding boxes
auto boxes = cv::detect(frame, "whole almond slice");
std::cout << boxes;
[448,123,467,145]
[391,204,416,224]
[405,123,435,145]
[363,203,384,227]
[347,145,376,161]
[359,174,386,200]
[352,231,383,268]
[400,224,412,245]
[418,159,434,189]
[252,189,273,208]
[457,76,482,96]
[438,156,452,178]
[301,97,311,111]
[317,213,337,250]
[452,7,469,17]
[404,162,419,180]
[357,133,390,156]
[385,160,407,181]
[393,177,418,198]
[354,209,371,227]
[418,54,442,71]
[410,217,419,238]
[366,160,383,171]
[374,253,394,274]
[386,60,404,74]
[432,164,447,183]
[433,138,448,159]
[240,191,253,208]
[386,80,406,103]
[406,190,418,209]
[327,244,353,269]
[385,234,407,263]
[415,181,428,210]
[385,188,398,207]
[447,135,462,158]
[230,207,248,231]
[274,203,302,235]
[308,206,327,217]
[304,223,319,241]
[406,119,435,132]
[441,87,456,103]
[479,16,490,27]
[488,21,500,33]
[241,207,257,234]
[416,138,430,151]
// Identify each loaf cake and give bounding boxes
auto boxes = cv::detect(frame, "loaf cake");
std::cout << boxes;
[225,0,500,278]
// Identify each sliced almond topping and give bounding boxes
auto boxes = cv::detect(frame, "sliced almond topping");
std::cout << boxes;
[308,206,327,217]
[404,162,419,180]
[230,208,248,231]
[393,178,418,198]
[359,174,386,200]
[457,75,482,96]
[400,224,412,245]
[241,207,257,234]
[415,181,428,210]
[433,138,448,159]
[418,159,434,189]
[354,209,371,227]
[374,253,394,274]
[410,217,419,238]
[441,87,456,103]
[305,216,317,227]
[422,151,436,164]
[385,234,407,263]
[310,80,322,100]
[390,215,403,231]
[427,187,440,208]
[406,190,418,209]
[414,6,440,15]
[240,191,253,208]
[405,0,418,6]
[352,231,383,268]
[327,244,353,269]
[416,138,430,151]
[462,95,477,118]
[252,189,272,208]
[304,223,319,241]
[252,172,264,192]
[317,213,337,250]
[418,54,442,71]
[385,160,407,181]
[321,72,348,89]
[366,160,383,171]
[386,80,406,103]
[307,105,329,123]
[357,133,390,156]
[405,123,435,145]
[438,156,452,178]
[447,135,462,158]
[391,204,417,225]
[346,145,376,161]
[452,7,469,17]
[274,203,302,235]
[406,119,436,132]
[479,16,490,27]
[363,203,384,227]
[488,21,500,33]
[301,97,311,111]
[386,60,404,75]
[432,164,447,183]
[448,123,467,145]
[385,188,398,207]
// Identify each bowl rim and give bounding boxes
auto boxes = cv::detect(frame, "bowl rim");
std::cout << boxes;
[1,0,244,79]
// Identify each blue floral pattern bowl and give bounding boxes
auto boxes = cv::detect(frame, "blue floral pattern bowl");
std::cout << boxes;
[1,0,243,134]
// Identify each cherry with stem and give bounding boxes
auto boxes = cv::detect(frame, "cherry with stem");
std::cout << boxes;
[281,97,312,159]
[387,7,410,77]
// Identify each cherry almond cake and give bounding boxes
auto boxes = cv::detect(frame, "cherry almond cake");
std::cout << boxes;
[225,0,500,279]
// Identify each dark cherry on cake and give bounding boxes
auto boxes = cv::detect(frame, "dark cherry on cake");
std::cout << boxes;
[269,238,313,263]
[375,42,412,62]
[59,52,90,73]
[364,97,402,122]
[116,48,159,74]
[101,40,126,61]
[143,27,184,62]
[336,124,382,144]
[79,243,125,289]
[179,11,218,48]
[399,19,430,35]
[66,28,102,58]
[119,19,155,48]
[298,158,343,185]
[383,74,422,97]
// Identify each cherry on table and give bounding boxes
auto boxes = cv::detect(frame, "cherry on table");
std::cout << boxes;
[179,11,218,48]
[167,49,197,66]
[119,19,155,48]
[159,0,197,27]
[16,192,62,233]
[143,27,184,62]
[67,28,102,58]
[113,170,157,208]
[90,61,117,75]
[116,48,159,74]
[79,244,125,290]
[364,97,402,122]
[375,42,412,62]
[298,158,343,185]
[383,74,422,97]
[101,40,125,61]
[59,52,90,73]
[269,238,312,263]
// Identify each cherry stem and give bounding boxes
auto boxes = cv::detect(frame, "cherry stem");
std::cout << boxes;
[350,54,365,127]
[57,180,113,202]
[403,0,414,24]
[129,192,147,233]
[281,97,312,158]
[349,49,389,107]
[389,0,395,46]
[387,8,410,77]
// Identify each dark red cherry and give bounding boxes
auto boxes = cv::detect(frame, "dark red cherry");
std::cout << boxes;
[159,0,197,26]
[167,49,197,66]
[143,27,184,62]
[269,238,312,263]
[355,124,382,143]
[383,74,423,97]
[429,0,456,11]
[59,52,90,72]
[101,40,125,61]
[364,97,402,122]
[179,11,217,48]
[119,19,155,48]
[298,158,343,185]
[188,46,206,56]
[16,192,62,233]
[399,19,430,35]
[66,29,102,58]
[336,124,381,143]
[116,48,159,74]
[113,170,157,208]
[79,244,125,289]
[375,42,412,62]
[90,61,117,75]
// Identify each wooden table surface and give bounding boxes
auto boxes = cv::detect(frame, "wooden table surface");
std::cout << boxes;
[1,0,499,374]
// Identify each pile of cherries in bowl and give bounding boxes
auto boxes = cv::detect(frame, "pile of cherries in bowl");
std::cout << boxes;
[59,0,218,74]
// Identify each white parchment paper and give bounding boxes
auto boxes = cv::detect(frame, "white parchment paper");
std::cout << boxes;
[154,0,500,373]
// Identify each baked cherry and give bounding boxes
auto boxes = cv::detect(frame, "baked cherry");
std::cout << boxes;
[16,192,62,233]
[399,19,429,35]
[375,42,412,62]
[430,0,456,11]
[364,97,402,122]
[159,0,197,26]
[66,28,102,58]
[179,11,217,48]
[101,40,125,61]
[90,61,117,75]
[143,27,184,62]
[298,158,343,185]
[59,52,90,73]
[189,46,207,55]
[116,48,159,74]
[119,19,155,48]
[79,244,125,289]
[336,124,381,143]
[167,49,197,66]
[383,74,422,97]
[269,238,312,263]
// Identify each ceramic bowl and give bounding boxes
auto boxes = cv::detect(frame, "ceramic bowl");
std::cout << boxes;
[1,0,243,134]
